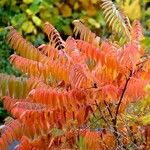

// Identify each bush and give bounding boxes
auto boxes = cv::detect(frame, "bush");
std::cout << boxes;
[0,1,150,149]
[0,0,150,73]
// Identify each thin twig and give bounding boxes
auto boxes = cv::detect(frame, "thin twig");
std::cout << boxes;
[104,100,113,119]
[119,117,139,149]
[113,70,132,148]
[94,101,110,127]
[114,71,132,126]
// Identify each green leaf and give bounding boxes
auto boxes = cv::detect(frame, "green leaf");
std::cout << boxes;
[29,3,40,14]
[62,25,72,35]
[77,136,86,150]
[11,14,27,27]
[88,18,100,28]
[32,15,42,26]
[51,128,64,137]
[141,37,150,52]
[146,19,150,29]
[0,107,8,118]
[21,21,35,34]
[23,0,33,4]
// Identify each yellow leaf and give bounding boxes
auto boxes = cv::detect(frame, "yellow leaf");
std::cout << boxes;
[91,0,97,4]
[86,6,97,16]
[62,25,72,35]
[23,0,33,4]
[26,9,33,15]
[32,16,42,26]
[21,21,35,34]
[60,4,72,17]
[144,0,150,2]
[145,84,150,92]
[74,2,79,10]
[88,18,100,28]
[140,95,150,111]
[117,0,142,20]
[79,0,90,8]
[40,10,51,20]
[68,0,76,6]
[141,114,150,125]
[124,0,142,20]
[146,19,150,29]
[0,0,7,7]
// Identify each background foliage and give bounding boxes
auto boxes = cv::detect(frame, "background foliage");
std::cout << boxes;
[0,0,150,122]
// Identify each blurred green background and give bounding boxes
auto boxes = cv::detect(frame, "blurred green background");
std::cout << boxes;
[0,0,150,124]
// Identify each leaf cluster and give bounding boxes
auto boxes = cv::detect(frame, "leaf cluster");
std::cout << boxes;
[0,0,150,149]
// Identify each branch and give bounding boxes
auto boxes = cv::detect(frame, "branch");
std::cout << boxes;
[104,100,113,119]
[94,101,111,129]
[112,70,132,148]
[114,70,132,126]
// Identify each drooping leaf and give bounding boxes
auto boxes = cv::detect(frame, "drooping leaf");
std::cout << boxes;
[99,0,131,44]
